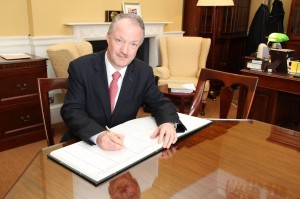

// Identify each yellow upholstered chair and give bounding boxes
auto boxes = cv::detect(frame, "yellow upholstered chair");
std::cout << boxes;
[46,41,93,77]
[153,36,211,115]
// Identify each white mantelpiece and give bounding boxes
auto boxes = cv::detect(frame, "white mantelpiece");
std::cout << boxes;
[65,22,171,41]
[65,22,173,67]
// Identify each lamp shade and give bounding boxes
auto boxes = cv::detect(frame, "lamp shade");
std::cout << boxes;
[196,0,234,6]
[267,33,289,43]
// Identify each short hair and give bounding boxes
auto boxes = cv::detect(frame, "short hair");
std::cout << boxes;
[107,13,145,44]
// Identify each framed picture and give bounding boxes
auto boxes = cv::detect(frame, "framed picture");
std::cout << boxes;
[122,2,142,17]
[105,10,121,22]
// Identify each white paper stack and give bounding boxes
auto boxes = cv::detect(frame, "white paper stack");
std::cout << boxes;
[168,83,196,93]
[0,53,31,60]
[246,61,263,71]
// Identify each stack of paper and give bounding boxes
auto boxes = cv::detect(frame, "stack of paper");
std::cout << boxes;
[247,61,263,71]
[167,83,196,93]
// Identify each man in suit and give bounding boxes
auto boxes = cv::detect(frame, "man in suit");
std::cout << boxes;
[61,13,186,151]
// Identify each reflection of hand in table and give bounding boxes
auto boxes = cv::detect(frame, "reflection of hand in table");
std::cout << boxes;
[160,146,177,159]
[108,172,141,199]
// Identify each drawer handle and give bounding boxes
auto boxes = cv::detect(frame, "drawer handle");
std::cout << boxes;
[20,115,30,123]
[17,83,27,90]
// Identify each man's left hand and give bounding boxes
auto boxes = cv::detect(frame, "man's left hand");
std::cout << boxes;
[150,123,177,148]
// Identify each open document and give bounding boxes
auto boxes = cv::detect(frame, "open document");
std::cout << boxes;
[48,113,212,185]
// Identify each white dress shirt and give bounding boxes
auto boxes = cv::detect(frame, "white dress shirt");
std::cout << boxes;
[90,51,127,144]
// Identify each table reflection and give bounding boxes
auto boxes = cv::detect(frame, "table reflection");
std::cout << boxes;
[5,120,300,199]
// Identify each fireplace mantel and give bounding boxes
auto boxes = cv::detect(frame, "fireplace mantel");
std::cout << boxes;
[65,22,172,41]
[64,22,181,67]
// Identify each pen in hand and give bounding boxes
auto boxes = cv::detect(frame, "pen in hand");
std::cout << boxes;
[105,126,125,148]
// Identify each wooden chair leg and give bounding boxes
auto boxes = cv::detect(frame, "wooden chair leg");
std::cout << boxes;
[200,100,206,116]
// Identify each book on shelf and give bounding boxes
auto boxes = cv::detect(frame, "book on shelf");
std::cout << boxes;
[48,113,212,185]
[247,62,263,71]
[0,53,31,60]
[251,59,262,64]
[167,83,196,93]
[251,58,269,64]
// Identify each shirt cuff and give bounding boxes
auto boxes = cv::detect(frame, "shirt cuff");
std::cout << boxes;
[90,133,100,144]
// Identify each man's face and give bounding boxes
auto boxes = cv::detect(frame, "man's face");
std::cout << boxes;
[106,18,143,70]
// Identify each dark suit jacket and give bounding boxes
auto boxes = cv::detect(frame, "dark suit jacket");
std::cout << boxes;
[61,50,185,144]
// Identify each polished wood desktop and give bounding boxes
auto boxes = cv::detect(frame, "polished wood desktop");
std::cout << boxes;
[241,69,300,130]
[5,120,300,198]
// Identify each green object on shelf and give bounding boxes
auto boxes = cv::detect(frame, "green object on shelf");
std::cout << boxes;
[267,33,289,44]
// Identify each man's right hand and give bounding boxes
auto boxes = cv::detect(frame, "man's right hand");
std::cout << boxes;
[96,131,125,151]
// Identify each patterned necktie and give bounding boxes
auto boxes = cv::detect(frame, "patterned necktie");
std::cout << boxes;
[110,71,121,113]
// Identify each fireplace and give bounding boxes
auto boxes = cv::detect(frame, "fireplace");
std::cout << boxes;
[64,22,179,67]
[89,38,150,64]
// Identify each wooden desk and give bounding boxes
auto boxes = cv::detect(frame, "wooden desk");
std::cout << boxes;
[0,55,47,151]
[5,120,300,198]
[241,69,300,130]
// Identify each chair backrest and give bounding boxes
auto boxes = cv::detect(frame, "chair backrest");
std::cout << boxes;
[46,41,92,78]
[38,78,68,146]
[159,36,211,78]
[189,68,259,119]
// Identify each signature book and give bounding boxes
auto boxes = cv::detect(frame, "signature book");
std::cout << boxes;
[48,113,212,185]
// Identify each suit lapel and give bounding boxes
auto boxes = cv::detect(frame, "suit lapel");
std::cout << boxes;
[93,53,111,123]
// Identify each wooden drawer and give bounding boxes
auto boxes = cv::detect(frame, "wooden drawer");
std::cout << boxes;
[0,100,44,139]
[0,55,47,151]
[0,66,46,106]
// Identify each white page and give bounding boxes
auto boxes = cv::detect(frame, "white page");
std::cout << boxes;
[49,113,212,184]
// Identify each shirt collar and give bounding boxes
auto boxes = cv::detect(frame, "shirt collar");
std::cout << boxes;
[105,51,127,78]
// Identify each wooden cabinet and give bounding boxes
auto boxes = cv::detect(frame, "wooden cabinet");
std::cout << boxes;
[241,69,300,131]
[285,0,300,58]
[0,55,47,151]
[249,86,277,123]
[182,0,251,73]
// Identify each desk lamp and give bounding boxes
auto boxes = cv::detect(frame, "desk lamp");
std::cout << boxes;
[257,33,289,59]
[196,0,234,69]
[267,32,289,45]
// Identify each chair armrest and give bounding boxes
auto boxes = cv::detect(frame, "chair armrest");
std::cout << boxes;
[197,67,208,77]
[153,66,170,79]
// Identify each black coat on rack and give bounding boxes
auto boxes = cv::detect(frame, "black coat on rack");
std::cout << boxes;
[266,0,285,35]
[246,3,270,56]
